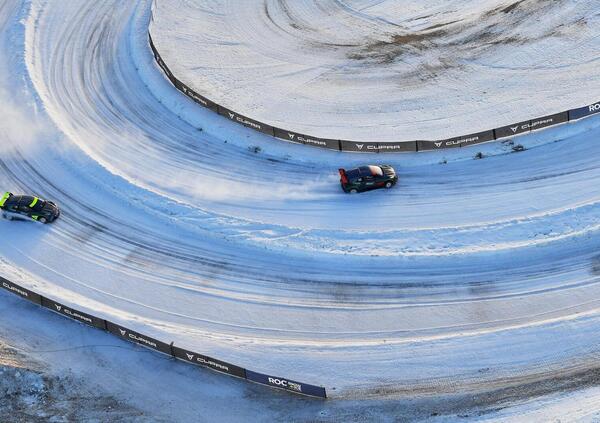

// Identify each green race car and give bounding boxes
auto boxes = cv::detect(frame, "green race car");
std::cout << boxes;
[0,192,60,224]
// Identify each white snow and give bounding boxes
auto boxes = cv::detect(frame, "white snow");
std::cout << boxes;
[1,0,600,420]
[150,0,600,141]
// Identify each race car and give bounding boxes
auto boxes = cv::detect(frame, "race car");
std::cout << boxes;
[0,192,60,224]
[338,165,398,193]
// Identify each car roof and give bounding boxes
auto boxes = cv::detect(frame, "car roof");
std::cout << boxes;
[366,165,383,176]
[357,166,382,176]
[345,165,384,181]
[346,168,361,180]
[4,195,35,207]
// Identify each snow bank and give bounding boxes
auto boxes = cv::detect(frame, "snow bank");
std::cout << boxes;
[150,0,600,141]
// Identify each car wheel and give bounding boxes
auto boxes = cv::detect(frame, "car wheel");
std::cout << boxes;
[385,181,393,189]
[350,189,358,194]
[38,217,47,224]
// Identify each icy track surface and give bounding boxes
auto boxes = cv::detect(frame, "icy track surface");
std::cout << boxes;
[151,0,600,141]
[2,0,600,411]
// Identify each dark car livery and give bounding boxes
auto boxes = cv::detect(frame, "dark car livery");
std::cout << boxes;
[338,165,398,193]
[0,192,60,224]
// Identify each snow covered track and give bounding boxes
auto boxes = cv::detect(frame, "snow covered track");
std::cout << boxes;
[2,0,600,413]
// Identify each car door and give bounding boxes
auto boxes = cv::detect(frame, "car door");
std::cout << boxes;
[353,177,366,192]
[362,175,377,191]
[374,174,387,188]
[17,198,32,218]
[4,204,19,217]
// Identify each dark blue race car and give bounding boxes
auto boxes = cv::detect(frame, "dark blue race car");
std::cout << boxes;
[0,192,60,224]
[338,165,398,193]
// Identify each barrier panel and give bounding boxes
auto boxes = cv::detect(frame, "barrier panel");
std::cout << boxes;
[374,141,418,153]
[530,111,569,131]
[569,101,600,121]
[274,127,340,150]
[180,82,218,112]
[42,297,106,330]
[172,345,247,378]
[217,106,275,136]
[147,22,599,154]
[0,276,42,305]
[246,370,327,398]
[417,130,496,151]
[106,321,174,355]
[339,140,380,152]
[0,276,326,399]
[494,119,532,139]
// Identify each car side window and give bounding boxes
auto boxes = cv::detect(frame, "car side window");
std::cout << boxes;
[16,200,29,212]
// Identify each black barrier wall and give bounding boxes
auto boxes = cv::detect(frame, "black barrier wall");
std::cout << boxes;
[148,29,600,154]
[0,278,327,399]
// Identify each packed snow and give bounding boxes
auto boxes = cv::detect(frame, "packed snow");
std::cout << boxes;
[1,0,600,420]
[150,0,600,141]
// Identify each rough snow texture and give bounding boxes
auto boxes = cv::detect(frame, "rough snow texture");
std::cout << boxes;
[0,339,144,422]
[150,0,600,141]
[2,0,600,419]
[3,289,600,422]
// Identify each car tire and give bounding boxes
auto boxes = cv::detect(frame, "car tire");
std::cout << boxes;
[38,217,47,224]
[350,189,358,194]
[385,181,393,189]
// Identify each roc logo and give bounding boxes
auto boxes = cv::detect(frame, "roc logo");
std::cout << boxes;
[355,144,364,150]
[268,377,302,392]
[591,103,600,112]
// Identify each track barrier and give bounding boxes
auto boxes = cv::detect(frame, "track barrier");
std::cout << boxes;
[0,276,327,399]
[147,27,599,154]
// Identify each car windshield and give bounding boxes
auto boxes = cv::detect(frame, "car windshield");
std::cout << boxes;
[31,200,46,212]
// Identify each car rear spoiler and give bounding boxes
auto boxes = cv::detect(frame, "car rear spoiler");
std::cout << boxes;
[338,169,348,184]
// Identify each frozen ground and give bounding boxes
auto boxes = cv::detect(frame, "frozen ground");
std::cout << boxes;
[1,0,600,420]
[2,289,600,422]
[150,0,600,141]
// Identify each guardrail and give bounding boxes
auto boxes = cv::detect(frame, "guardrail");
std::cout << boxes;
[147,29,599,153]
[0,276,327,399]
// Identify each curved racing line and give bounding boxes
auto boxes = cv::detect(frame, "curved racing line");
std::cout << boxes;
[0,0,600,403]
